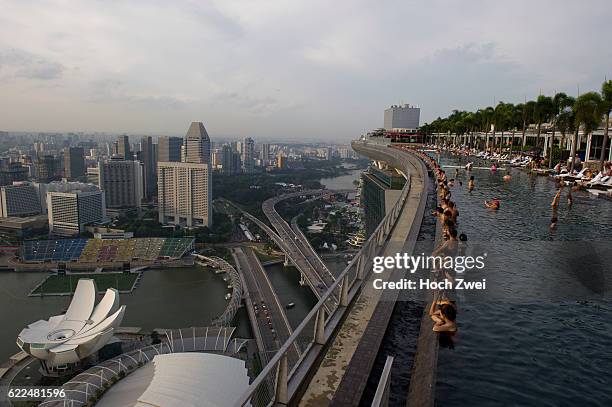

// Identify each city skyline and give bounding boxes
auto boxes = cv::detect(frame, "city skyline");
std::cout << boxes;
[1,1,611,141]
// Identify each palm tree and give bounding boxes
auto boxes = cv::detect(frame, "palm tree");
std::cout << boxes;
[599,80,612,170]
[571,92,604,172]
[482,106,494,153]
[510,104,525,157]
[533,95,554,152]
[523,100,536,152]
[548,92,570,167]
[555,96,576,168]
[494,102,512,155]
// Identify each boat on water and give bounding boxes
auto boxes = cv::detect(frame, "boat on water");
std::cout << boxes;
[285,302,296,309]
[225,293,231,300]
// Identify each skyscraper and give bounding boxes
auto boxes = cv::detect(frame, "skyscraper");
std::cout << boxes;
[34,155,61,182]
[140,136,156,200]
[241,137,255,173]
[221,145,241,175]
[260,143,270,163]
[184,122,210,164]
[158,136,183,162]
[116,135,133,160]
[97,159,144,209]
[64,147,85,180]
[157,162,211,227]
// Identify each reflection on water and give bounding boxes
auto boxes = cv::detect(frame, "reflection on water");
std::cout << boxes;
[435,154,612,406]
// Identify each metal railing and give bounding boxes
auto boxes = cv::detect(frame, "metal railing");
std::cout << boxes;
[371,356,394,407]
[234,142,415,406]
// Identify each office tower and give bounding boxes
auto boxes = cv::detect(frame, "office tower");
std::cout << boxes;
[64,147,85,180]
[140,136,156,199]
[158,136,183,162]
[241,137,255,173]
[221,145,241,175]
[34,155,61,182]
[277,154,287,169]
[0,183,41,217]
[384,104,420,130]
[116,135,133,160]
[184,122,210,164]
[0,162,29,186]
[325,147,333,160]
[260,143,270,163]
[157,162,211,227]
[47,184,106,236]
[98,159,144,208]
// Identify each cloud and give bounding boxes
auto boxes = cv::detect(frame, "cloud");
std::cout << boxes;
[0,48,64,80]
[0,0,611,140]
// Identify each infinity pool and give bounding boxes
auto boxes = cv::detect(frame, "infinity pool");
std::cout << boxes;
[435,153,612,406]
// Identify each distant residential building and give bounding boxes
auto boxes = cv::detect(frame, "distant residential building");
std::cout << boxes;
[0,183,41,217]
[98,159,144,209]
[158,136,183,162]
[47,183,106,236]
[157,162,212,227]
[184,122,211,164]
[139,136,156,200]
[241,137,255,173]
[211,148,223,169]
[277,154,287,169]
[64,147,85,180]
[384,104,420,131]
[116,135,133,160]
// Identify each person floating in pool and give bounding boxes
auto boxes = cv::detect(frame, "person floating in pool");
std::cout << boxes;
[465,161,473,171]
[430,292,457,334]
[484,198,500,209]
[468,175,475,191]
[567,188,573,208]
[503,174,511,181]
[549,216,558,230]
[551,187,562,208]
[491,163,497,172]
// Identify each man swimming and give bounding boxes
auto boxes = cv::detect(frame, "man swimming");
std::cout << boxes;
[468,175,475,191]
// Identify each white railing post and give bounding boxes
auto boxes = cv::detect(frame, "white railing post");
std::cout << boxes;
[274,353,289,405]
[340,275,349,307]
[314,308,326,344]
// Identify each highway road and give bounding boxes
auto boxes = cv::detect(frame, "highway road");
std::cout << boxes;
[231,247,300,367]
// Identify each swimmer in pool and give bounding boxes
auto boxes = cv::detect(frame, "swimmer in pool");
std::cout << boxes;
[551,188,562,208]
[468,175,475,191]
[429,292,457,333]
[549,216,558,230]
[484,198,500,209]
[491,163,497,172]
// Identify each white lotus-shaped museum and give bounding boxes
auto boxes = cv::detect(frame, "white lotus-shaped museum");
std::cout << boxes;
[17,279,126,367]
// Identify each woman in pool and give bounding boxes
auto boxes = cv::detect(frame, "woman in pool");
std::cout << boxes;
[484,198,500,209]
[468,175,475,191]
[430,292,457,333]
[491,163,497,172]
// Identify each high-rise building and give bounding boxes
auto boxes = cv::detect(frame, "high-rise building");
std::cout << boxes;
[140,136,156,200]
[260,143,270,163]
[98,159,144,209]
[221,145,241,175]
[47,183,106,236]
[0,183,41,217]
[34,155,61,182]
[384,104,420,131]
[116,135,133,160]
[184,122,210,164]
[277,154,287,169]
[211,148,223,169]
[0,162,29,186]
[361,165,406,237]
[64,147,85,180]
[157,162,211,227]
[241,137,255,173]
[158,136,183,162]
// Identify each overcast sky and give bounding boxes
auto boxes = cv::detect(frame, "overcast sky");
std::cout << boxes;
[0,0,611,141]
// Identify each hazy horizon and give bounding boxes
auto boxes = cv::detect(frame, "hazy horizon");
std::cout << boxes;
[1,1,611,141]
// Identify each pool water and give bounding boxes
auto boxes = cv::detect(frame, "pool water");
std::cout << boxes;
[434,153,612,406]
